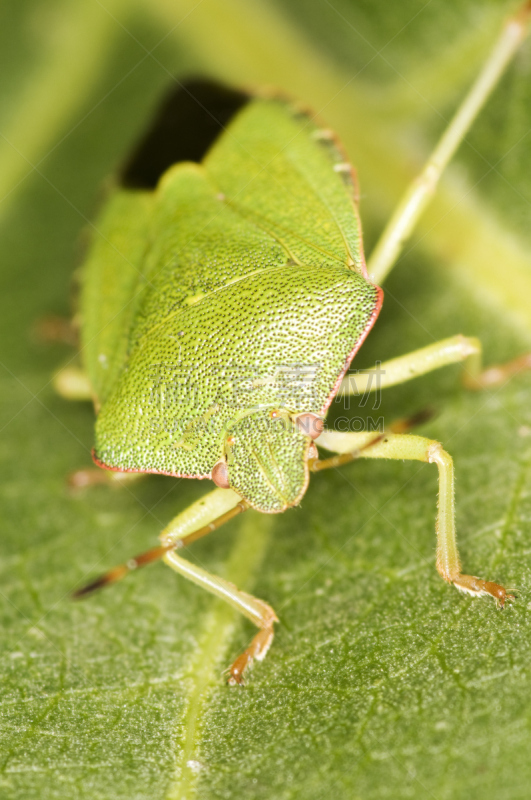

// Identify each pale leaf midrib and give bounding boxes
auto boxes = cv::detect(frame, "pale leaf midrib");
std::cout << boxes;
[165,512,273,800]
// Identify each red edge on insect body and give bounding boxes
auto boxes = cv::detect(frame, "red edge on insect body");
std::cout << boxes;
[287,94,367,279]
[290,437,314,511]
[351,169,369,280]
[320,284,384,415]
[91,449,210,480]
[92,287,383,482]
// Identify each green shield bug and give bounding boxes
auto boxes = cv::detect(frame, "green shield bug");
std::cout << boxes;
[57,4,531,684]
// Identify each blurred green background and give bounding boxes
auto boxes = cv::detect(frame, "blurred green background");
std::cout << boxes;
[1,1,531,798]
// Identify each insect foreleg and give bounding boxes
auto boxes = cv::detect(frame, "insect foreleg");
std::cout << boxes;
[72,488,246,596]
[73,486,277,682]
[159,487,246,548]
[314,430,514,607]
[164,549,278,686]
[159,487,278,685]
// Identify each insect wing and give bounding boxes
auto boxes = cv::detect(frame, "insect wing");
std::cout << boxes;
[205,97,366,276]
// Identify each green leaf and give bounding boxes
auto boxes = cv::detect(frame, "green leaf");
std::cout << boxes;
[1,1,531,798]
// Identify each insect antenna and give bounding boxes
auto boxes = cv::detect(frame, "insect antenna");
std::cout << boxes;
[71,543,176,598]
[388,408,436,434]
[72,499,249,599]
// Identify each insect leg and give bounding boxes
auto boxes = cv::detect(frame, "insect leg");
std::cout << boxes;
[314,430,514,607]
[159,487,278,685]
[74,487,277,684]
[53,366,139,488]
[53,364,93,401]
[339,335,531,396]
[68,468,146,490]
[368,3,531,284]
[164,550,278,686]
[73,488,246,596]
[33,314,79,346]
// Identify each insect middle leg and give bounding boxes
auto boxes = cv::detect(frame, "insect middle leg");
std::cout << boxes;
[313,430,513,606]
[338,334,531,397]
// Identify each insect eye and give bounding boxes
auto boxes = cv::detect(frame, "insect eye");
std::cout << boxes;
[226,435,236,445]
[212,460,230,489]
[270,410,281,419]
[295,413,324,440]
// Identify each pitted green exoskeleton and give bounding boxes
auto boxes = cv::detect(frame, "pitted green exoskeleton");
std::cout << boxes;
[58,5,531,684]
[86,98,381,513]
